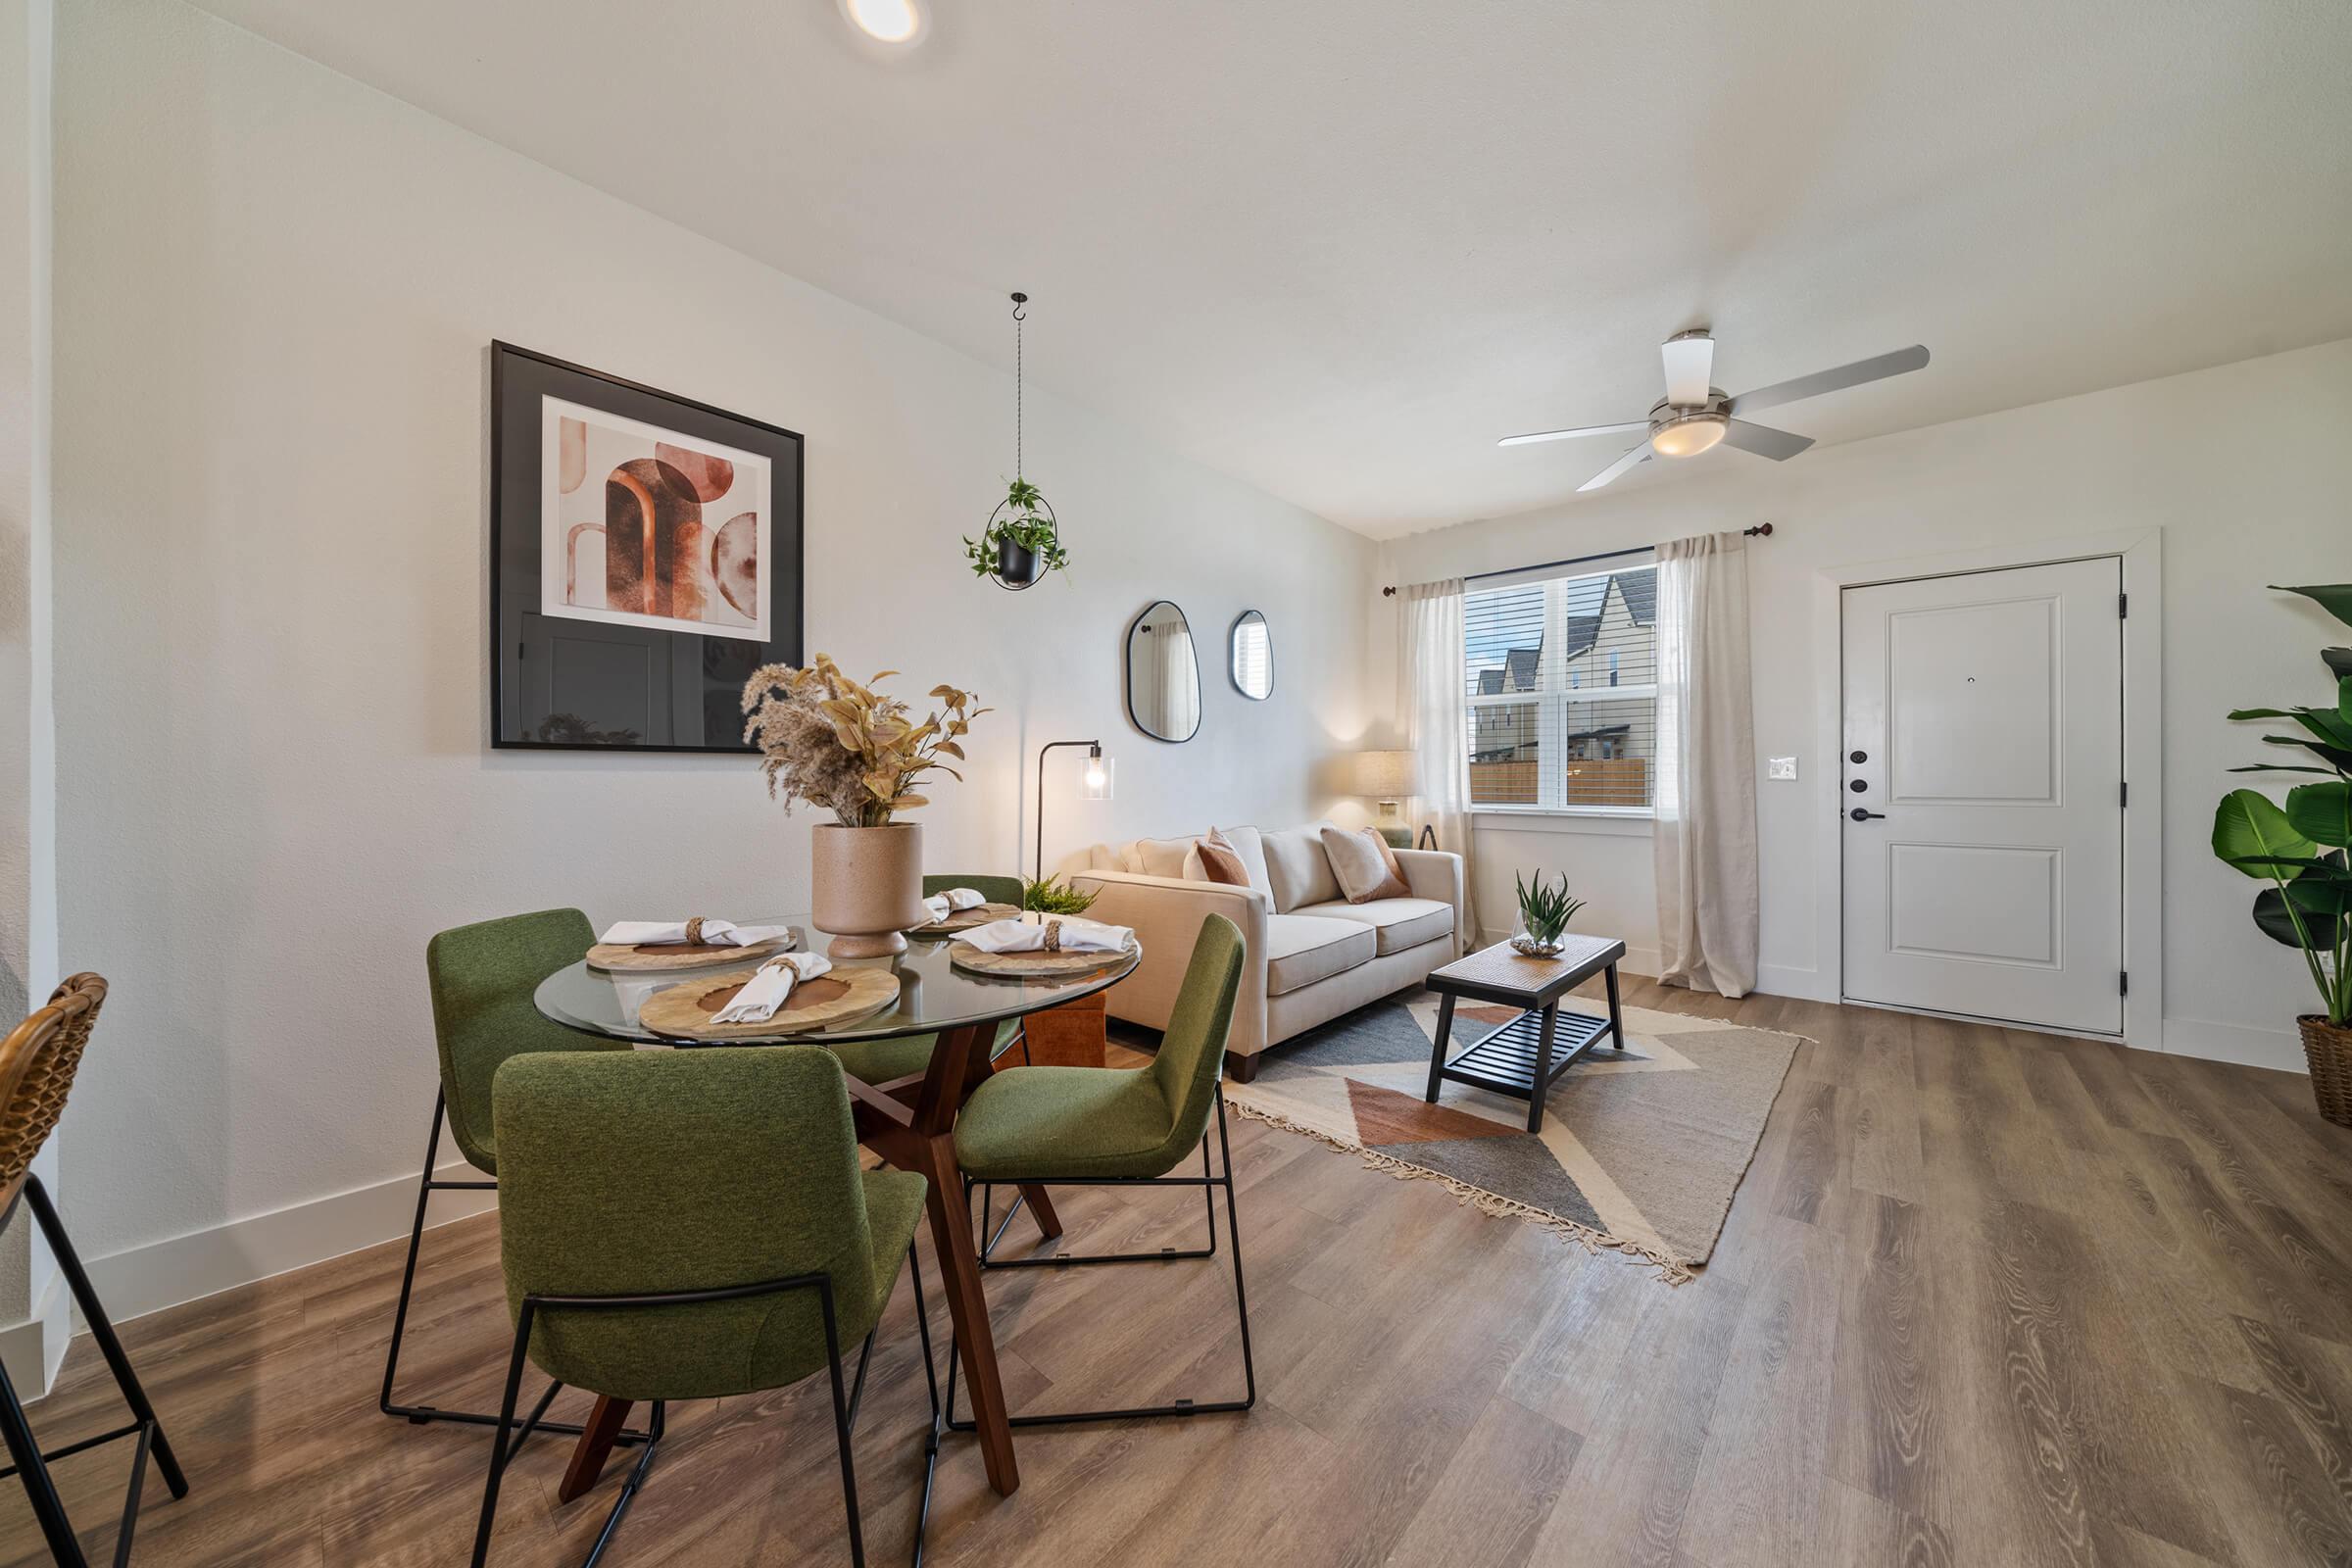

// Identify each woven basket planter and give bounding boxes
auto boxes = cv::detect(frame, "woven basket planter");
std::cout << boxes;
[2301,1016,2352,1128]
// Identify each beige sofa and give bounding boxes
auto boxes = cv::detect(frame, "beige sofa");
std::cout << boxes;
[1073,822,1465,1080]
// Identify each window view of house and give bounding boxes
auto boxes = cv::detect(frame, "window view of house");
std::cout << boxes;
[1464,563,1658,809]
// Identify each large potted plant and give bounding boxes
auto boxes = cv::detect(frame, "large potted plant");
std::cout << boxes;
[2212,582,2352,1126]
[743,656,988,957]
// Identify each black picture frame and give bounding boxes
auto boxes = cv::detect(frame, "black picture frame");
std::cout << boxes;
[488,342,805,752]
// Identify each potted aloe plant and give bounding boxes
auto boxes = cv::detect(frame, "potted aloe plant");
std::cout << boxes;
[1510,871,1587,957]
[2212,582,2352,1126]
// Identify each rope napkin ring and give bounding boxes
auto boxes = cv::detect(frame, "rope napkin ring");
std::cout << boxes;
[1042,918,1062,952]
[684,916,707,946]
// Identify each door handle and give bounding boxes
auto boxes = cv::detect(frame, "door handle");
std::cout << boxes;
[1849,808,1886,821]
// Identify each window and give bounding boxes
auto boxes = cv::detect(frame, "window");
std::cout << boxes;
[1464,559,1657,811]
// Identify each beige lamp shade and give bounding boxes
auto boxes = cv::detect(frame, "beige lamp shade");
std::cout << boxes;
[1352,750,1420,799]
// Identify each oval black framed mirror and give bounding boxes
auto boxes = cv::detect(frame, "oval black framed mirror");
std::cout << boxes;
[1125,600,1201,743]
[1230,610,1273,700]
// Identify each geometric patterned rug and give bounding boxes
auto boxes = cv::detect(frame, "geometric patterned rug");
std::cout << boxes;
[1223,991,1803,1282]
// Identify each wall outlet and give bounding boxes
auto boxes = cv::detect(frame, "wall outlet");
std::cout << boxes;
[1766,756,1799,781]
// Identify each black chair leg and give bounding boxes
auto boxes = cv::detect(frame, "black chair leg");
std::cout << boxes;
[816,1280,866,1568]
[944,1087,1256,1430]
[907,1246,943,1568]
[0,1172,190,1567]
[380,1095,647,1448]
[973,1131,1220,1270]
[0,1353,82,1567]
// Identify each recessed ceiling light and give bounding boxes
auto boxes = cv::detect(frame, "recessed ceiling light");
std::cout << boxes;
[842,0,925,44]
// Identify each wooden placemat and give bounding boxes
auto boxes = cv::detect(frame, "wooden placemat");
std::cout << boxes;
[948,938,1139,978]
[587,935,793,972]
[907,902,1021,937]
[637,965,901,1040]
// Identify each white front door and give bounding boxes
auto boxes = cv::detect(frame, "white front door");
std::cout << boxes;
[1840,558,2125,1034]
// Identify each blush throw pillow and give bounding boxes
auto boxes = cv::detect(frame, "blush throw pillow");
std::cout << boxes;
[1196,827,1254,889]
[1320,825,1411,904]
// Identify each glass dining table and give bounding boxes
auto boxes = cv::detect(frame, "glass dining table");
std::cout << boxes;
[532,914,1140,1502]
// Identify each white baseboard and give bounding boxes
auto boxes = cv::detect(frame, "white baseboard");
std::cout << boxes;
[2160,1014,2308,1075]
[1754,963,1836,1004]
[0,1274,70,1398]
[76,1157,497,1340]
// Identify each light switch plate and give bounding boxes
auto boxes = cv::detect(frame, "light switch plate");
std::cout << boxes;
[1767,756,1798,781]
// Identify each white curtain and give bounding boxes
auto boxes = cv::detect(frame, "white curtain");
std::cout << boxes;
[1400,578,1479,940]
[1652,532,1759,996]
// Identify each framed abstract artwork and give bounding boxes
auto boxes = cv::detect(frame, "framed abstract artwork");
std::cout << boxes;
[489,342,804,751]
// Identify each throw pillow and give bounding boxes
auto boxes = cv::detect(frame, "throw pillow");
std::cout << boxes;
[1196,827,1253,889]
[1321,825,1410,904]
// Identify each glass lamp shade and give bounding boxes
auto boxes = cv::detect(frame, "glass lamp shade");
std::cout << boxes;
[1352,750,1420,800]
[1080,753,1114,801]
[1649,412,1727,458]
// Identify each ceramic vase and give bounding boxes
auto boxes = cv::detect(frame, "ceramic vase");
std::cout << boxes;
[810,822,927,958]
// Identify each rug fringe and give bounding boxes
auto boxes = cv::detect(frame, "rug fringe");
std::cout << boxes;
[1224,1098,1696,1286]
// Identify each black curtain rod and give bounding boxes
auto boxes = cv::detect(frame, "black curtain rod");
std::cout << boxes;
[1380,522,1770,597]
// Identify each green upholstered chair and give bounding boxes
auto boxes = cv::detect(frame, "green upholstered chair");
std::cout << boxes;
[831,874,1029,1089]
[381,908,630,1441]
[944,912,1253,1431]
[471,1047,933,1568]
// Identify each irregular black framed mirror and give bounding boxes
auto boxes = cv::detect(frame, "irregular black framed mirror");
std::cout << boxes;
[1125,600,1201,743]
[1230,610,1273,700]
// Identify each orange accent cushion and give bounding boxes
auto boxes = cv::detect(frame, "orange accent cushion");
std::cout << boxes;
[1196,827,1253,889]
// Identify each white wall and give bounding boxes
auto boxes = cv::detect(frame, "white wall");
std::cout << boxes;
[0,0,67,1392]
[1384,338,2352,1072]
[41,0,1378,1329]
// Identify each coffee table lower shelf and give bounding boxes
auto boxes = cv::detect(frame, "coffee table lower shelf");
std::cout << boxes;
[1431,1008,1615,1103]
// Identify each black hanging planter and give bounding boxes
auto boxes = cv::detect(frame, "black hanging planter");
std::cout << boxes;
[995,536,1043,590]
[961,291,1072,593]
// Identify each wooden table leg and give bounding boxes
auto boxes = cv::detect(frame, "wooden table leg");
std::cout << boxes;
[558,1395,632,1503]
[1016,1183,1063,1240]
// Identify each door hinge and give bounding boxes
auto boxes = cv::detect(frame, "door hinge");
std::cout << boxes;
[2118,592,2129,618]
[2120,970,2130,998]
[2120,780,2129,808]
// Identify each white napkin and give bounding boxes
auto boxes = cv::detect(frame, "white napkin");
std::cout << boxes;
[600,917,793,949]
[920,887,988,923]
[710,951,834,1024]
[959,916,1134,956]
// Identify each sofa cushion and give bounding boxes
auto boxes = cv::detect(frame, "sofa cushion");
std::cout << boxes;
[1260,820,1343,912]
[1263,913,1377,997]
[1120,834,1200,879]
[1294,897,1454,956]
[1212,824,1275,900]
[1321,825,1411,903]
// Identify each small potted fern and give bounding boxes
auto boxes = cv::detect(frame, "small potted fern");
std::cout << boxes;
[1510,871,1587,957]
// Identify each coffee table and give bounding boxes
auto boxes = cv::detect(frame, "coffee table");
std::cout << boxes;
[1422,934,1628,1133]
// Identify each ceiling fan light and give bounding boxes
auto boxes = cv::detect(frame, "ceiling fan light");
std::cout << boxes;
[1650,412,1727,459]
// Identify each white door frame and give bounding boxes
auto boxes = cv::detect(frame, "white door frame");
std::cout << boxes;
[1807,528,2162,1047]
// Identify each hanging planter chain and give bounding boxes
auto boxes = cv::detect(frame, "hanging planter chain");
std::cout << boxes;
[963,290,1066,591]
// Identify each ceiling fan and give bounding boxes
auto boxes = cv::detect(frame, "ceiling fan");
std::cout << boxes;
[1499,330,1930,492]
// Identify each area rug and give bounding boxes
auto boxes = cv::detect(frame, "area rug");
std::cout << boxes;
[1224,992,1803,1282]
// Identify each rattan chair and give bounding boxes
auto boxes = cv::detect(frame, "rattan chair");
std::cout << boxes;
[0,974,189,1565]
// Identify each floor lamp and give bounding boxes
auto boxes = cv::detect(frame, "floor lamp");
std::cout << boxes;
[1035,740,1114,886]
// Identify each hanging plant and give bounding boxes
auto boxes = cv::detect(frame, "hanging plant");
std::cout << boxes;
[961,292,1071,590]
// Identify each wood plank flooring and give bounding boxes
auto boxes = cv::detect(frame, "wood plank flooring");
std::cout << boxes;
[7,979,2352,1566]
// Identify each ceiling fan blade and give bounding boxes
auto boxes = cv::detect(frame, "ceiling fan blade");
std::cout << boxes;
[1727,344,1930,416]
[1497,419,1649,449]
[1660,330,1715,408]
[1577,441,1654,492]
[1719,418,1815,461]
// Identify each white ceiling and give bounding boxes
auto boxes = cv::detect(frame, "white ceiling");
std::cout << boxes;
[194,0,2352,537]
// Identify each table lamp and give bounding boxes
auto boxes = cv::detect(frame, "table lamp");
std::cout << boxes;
[1352,750,1419,822]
